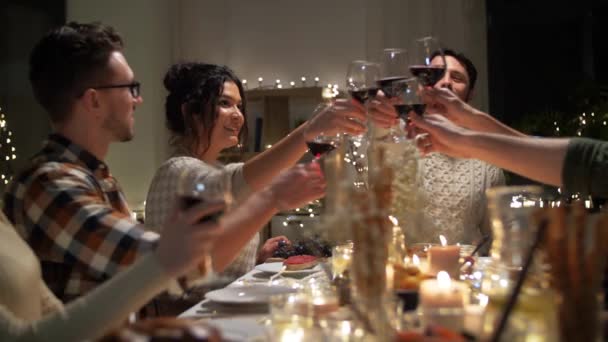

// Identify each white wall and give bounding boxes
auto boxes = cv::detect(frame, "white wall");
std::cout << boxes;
[67,0,174,209]
[67,0,487,207]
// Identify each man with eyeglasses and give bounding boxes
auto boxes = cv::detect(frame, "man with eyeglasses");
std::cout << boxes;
[2,22,159,302]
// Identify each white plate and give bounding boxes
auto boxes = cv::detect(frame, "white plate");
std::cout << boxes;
[254,261,321,275]
[205,284,296,304]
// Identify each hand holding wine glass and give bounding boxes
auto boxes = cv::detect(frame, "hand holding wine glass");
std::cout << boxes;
[176,167,233,286]
[303,100,366,158]
[155,201,225,279]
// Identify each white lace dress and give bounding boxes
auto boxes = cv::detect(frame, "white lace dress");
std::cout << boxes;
[406,153,505,245]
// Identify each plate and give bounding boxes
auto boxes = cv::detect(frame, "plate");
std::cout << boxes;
[205,284,296,304]
[254,261,321,275]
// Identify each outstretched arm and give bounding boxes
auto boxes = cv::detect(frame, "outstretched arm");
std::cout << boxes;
[242,100,365,191]
[213,162,325,271]
[410,113,568,187]
[421,87,527,137]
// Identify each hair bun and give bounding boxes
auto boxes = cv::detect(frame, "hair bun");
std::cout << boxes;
[164,62,195,93]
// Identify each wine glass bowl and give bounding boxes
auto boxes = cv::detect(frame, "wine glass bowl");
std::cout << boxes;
[378,48,410,98]
[393,78,426,122]
[306,135,338,159]
[409,37,446,87]
[346,60,381,105]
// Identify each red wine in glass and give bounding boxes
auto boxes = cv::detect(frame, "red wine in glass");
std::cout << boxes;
[306,141,336,158]
[377,76,410,98]
[349,87,379,104]
[394,104,427,121]
[409,65,446,87]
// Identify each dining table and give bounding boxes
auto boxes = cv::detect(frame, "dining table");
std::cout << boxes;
[179,262,331,341]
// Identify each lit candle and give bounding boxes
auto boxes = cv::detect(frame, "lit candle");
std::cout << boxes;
[290,81,295,88]
[301,76,307,87]
[314,76,319,86]
[419,271,466,309]
[258,77,263,87]
[242,79,248,89]
[428,235,461,277]
[419,271,467,333]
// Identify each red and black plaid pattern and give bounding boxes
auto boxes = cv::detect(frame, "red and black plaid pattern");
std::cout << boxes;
[3,134,159,301]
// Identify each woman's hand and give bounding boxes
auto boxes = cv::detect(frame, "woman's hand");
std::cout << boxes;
[267,161,326,211]
[303,100,367,140]
[257,236,291,263]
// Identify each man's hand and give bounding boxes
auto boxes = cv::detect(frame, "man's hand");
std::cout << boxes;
[156,201,225,277]
[421,87,483,130]
[409,113,473,159]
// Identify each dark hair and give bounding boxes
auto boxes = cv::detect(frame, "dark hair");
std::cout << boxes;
[28,22,124,122]
[431,48,478,91]
[163,62,248,154]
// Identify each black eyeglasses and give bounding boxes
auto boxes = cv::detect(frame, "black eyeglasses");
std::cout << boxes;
[89,81,141,97]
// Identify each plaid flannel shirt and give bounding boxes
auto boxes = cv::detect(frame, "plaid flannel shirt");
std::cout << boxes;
[3,134,159,301]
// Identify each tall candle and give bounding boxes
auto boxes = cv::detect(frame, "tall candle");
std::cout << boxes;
[428,235,461,277]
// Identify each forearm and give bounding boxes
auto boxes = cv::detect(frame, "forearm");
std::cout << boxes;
[0,254,171,342]
[466,110,528,138]
[212,188,278,271]
[463,132,569,187]
[243,124,308,191]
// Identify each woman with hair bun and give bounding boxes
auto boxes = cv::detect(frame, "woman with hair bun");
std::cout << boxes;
[146,62,380,280]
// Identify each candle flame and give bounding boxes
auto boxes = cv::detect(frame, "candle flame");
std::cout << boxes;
[439,235,447,246]
[412,254,420,266]
[388,215,398,226]
[437,271,451,289]
[340,321,352,335]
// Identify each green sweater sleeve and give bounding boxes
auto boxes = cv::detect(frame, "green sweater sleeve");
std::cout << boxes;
[562,137,608,197]
[0,253,171,342]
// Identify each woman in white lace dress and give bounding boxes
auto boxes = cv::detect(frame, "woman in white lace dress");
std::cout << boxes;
[405,49,505,246]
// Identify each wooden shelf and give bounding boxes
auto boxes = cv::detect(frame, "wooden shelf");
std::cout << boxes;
[245,86,324,100]
[244,87,324,152]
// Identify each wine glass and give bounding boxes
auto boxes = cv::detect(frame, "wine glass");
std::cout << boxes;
[177,167,233,288]
[378,48,410,98]
[346,60,380,106]
[304,103,341,159]
[409,36,446,87]
[393,77,430,141]
[394,78,426,121]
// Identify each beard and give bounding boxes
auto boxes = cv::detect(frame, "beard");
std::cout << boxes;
[103,111,134,142]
